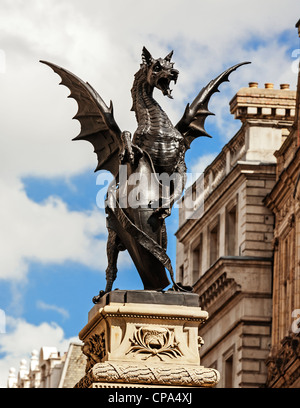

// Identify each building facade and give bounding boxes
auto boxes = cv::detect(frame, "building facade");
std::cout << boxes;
[264,20,300,388]
[7,342,86,388]
[176,69,297,386]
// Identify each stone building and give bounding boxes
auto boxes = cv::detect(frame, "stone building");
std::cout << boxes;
[7,342,86,388]
[176,48,298,386]
[263,19,300,389]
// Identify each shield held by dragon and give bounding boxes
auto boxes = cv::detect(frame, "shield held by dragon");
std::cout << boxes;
[40,48,249,302]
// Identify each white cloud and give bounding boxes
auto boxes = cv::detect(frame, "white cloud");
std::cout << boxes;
[0,178,108,281]
[36,301,69,320]
[208,40,299,143]
[0,0,297,286]
[0,0,297,292]
[0,316,77,388]
[0,0,299,181]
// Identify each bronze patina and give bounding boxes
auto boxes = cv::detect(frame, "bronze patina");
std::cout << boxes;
[41,49,249,301]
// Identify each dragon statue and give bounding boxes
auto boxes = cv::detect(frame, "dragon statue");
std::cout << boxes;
[41,48,249,302]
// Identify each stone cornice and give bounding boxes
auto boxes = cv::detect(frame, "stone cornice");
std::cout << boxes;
[194,256,272,316]
[80,303,208,341]
[198,271,239,312]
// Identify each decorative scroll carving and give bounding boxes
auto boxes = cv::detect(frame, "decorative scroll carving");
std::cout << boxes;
[74,362,220,388]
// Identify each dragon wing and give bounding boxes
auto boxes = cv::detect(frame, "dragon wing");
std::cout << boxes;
[175,62,251,148]
[40,60,122,177]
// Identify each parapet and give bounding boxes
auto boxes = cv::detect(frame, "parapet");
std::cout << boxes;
[229,82,296,122]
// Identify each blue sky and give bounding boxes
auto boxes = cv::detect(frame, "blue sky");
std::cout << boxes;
[0,0,299,387]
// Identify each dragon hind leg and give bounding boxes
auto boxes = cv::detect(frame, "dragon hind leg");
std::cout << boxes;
[105,228,120,292]
[92,228,121,303]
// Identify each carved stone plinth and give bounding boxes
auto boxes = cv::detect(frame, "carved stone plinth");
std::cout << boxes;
[75,290,220,388]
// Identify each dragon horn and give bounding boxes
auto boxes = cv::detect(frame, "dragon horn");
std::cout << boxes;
[165,50,173,61]
[142,46,153,65]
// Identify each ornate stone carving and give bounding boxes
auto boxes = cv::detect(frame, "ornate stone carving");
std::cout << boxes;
[126,327,182,361]
[74,362,220,388]
[82,332,106,372]
[77,295,219,388]
[198,336,204,349]
[265,332,300,387]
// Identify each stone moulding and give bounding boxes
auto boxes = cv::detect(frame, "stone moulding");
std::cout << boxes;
[80,303,209,341]
[74,362,220,388]
[76,294,220,388]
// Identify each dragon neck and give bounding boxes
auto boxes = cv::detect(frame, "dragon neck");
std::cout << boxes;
[131,67,168,126]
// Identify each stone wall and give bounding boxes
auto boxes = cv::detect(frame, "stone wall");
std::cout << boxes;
[176,80,297,387]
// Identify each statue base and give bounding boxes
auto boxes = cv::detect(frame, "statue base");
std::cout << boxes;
[75,290,220,388]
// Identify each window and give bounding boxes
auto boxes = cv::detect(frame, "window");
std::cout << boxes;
[279,229,294,340]
[226,204,237,256]
[178,265,184,283]
[192,235,202,282]
[40,364,46,388]
[224,355,233,388]
[223,346,235,388]
[209,220,219,265]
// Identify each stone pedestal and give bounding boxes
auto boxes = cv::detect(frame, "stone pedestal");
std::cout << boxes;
[75,290,220,388]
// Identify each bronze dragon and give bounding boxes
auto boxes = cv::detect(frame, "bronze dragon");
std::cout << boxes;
[40,49,249,301]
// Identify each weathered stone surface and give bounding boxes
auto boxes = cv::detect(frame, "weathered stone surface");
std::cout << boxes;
[75,362,220,388]
[88,290,200,321]
[175,82,297,387]
[76,291,219,388]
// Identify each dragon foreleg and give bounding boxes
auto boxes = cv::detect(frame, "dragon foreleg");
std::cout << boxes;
[119,131,143,164]
[152,159,187,220]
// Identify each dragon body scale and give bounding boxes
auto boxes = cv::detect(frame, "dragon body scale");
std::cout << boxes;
[40,48,249,301]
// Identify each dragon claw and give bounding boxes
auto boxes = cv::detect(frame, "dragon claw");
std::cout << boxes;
[92,290,106,304]
[153,207,171,220]
[119,145,143,165]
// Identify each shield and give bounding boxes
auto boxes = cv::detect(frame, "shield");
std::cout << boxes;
[105,151,173,290]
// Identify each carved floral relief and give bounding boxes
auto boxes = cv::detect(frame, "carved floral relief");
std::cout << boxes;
[126,326,183,361]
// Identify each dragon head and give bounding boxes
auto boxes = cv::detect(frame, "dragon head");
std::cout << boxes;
[141,46,179,99]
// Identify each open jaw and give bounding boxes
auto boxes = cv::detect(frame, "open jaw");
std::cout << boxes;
[158,77,175,98]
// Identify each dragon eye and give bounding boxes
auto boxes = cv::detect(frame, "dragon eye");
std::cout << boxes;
[153,63,161,72]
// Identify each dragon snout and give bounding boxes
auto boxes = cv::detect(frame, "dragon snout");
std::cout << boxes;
[170,68,179,84]
[157,68,179,99]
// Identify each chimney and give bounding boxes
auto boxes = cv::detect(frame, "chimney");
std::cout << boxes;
[229,83,296,121]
